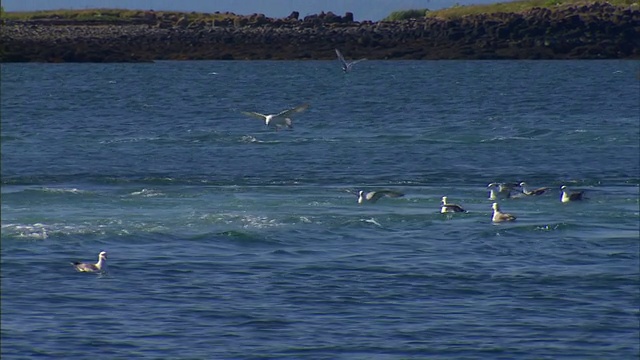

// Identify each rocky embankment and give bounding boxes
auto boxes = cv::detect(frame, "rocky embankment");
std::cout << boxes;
[1,2,639,62]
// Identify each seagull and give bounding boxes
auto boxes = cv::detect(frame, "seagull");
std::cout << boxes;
[335,49,367,72]
[491,203,516,223]
[440,196,467,213]
[71,251,107,273]
[240,104,309,131]
[347,189,404,204]
[519,182,552,196]
[561,185,585,203]
[487,183,516,200]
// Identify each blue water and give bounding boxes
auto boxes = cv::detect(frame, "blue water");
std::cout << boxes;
[2,60,639,359]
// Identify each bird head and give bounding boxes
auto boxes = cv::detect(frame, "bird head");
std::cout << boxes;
[99,251,107,260]
[492,203,500,211]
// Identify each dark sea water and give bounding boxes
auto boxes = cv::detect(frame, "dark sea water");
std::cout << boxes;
[1,60,639,359]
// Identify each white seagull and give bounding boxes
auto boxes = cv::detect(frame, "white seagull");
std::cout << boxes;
[71,251,107,273]
[441,196,467,213]
[491,203,517,223]
[240,104,309,131]
[347,189,404,204]
[519,182,552,196]
[561,185,585,203]
[335,49,367,72]
[487,183,515,200]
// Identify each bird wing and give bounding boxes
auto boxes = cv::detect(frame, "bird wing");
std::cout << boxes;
[570,191,585,200]
[275,104,309,118]
[344,189,360,197]
[240,111,267,120]
[368,190,404,202]
[349,58,367,66]
[72,262,98,272]
[495,213,516,222]
[445,204,466,212]
[335,48,347,66]
[380,190,404,198]
[499,183,517,190]
[531,187,551,195]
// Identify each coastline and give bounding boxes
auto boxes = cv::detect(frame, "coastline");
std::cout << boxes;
[1,2,638,62]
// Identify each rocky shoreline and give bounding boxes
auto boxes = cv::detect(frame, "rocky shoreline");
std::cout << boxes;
[1,2,639,62]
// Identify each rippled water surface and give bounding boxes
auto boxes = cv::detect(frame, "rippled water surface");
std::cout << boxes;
[2,60,639,359]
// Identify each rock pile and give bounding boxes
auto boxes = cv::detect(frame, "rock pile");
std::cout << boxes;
[1,3,638,62]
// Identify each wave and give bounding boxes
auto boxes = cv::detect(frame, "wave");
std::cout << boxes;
[0,135,24,142]
[480,136,540,143]
[1,186,95,196]
[99,136,162,144]
[129,188,165,197]
[199,212,290,229]
[1,223,49,240]
[2,170,638,191]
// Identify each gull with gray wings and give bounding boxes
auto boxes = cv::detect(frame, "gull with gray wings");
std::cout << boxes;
[241,104,309,131]
[346,189,405,204]
[71,251,107,273]
[335,49,367,72]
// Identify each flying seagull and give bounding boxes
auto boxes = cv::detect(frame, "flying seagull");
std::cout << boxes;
[440,196,467,213]
[487,182,516,200]
[346,189,404,204]
[560,185,585,203]
[491,203,517,223]
[71,251,107,273]
[240,104,309,131]
[519,182,552,196]
[335,49,367,72]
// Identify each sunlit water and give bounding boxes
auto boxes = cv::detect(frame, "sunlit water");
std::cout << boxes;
[2,60,639,359]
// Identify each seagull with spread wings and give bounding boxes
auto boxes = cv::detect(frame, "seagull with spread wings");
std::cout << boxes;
[241,104,309,131]
[346,189,405,204]
[335,49,367,72]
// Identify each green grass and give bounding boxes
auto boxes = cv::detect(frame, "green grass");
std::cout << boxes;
[2,0,638,23]
[0,8,239,22]
[382,9,431,21]
[426,0,639,19]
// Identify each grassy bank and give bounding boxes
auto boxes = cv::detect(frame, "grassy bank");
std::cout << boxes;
[2,0,639,23]
[429,0,638,18]
[0,8,238,22]
[386,0,638,20]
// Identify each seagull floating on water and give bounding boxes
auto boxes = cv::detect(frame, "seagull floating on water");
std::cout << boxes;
[561,185,585,202]
[335,49,367,72]
[240,104,309,131]
[441,196,467,213]
[487,183,516,200]
[71,251,107,273]
[519,182,552,196]
[491,203,517,223]
[347,189,404,204]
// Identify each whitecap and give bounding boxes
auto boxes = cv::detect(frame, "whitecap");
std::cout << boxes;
[201,213,285,229]
[130,188,164,197]
[100,136,161,144]
[240,135,259,143]
[363,218,382,227]
[40,187,87,194]
[2,223,48,239]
